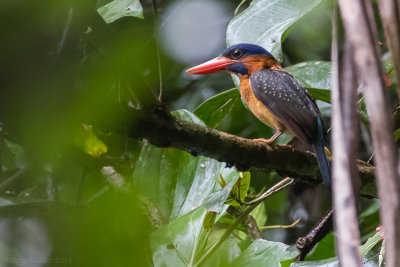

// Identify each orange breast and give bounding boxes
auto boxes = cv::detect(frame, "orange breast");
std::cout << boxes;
[239,77,286,132]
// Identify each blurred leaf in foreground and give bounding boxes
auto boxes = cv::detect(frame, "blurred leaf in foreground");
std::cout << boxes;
[1,138,27,172]
[76,124,108,157]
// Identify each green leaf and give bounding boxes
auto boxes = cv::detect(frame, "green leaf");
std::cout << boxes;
[194,88,240,128]
[238,172,251,202]
[3,139,26,168]
[230,171,251,203]
[286,61,332,103]
[360,231,382,257]
[307,88,331,103]
[132,143,177,223]
[286,61,332,90]
[232,239,299,266]
[383,52,393,74]
[234,0,248,16]
[359,200,380,239]
[227,0,323,62]
[203,168,240,213]
[133,109,239,222]
[395,128,400,142]
[151,206,248,267]
[250,201,267,227]
[289,258,338,267]
[2,138,27,172]
[304,232,335,261]
[150,207,208,267]
[98,0,143,24]
[203,211,217,232]
[203,229,250,266]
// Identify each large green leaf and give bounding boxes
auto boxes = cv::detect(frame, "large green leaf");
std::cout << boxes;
[286,61,331,90]
[232,239,299,266]
[150,205,246,267]
[98,0,143,24]
[133,109,239,222]
[286,61,331,103]
[203,229,251,266]
[149,167,241,266]
[139,110,250,266]
[227,0,323,62]
[132,141,177,223]
[194,89,241,128]
[150,207,208,267]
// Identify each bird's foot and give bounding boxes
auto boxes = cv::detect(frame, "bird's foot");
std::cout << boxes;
[255,131,283,145]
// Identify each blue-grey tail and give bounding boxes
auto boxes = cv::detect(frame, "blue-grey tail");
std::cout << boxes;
[313,117,331,185]
[312,143,331,185]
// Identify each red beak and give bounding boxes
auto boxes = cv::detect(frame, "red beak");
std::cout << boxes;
[186,57,232,75]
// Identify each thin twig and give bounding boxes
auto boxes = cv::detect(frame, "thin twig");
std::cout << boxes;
[57,7,73,55]
[260,218,300,230]
[245,178,293,206]
[46,174,56,202]
[152,0,163,102]
[0,169,26,190]
[296,209,334,261]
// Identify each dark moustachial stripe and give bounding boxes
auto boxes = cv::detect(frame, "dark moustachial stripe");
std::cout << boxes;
[227,62,248,75]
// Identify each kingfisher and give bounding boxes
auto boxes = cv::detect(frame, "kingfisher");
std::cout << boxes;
[186,43,331,185]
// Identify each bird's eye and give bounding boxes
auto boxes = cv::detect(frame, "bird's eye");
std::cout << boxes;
[231,49,243,59]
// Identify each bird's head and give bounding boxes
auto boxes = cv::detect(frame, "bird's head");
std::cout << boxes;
[186,43,280,77]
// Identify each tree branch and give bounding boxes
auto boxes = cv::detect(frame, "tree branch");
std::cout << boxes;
[331,15,362,265]
[129,105,377,198]
[296,209,333,261]
[339,0,400,266]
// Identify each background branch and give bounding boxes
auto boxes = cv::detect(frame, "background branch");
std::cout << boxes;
[296,209,333,261]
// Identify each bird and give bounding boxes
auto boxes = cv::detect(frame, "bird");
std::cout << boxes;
[186,43,331,185]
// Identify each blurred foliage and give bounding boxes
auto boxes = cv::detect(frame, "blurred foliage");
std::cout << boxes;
[98,0,144,23]
[0,0,395,266]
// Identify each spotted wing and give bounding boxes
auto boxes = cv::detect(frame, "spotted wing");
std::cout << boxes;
[250,69,322,143]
